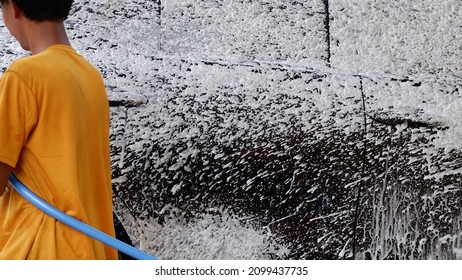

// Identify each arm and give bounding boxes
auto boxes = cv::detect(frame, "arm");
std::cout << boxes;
[0,162,13,196]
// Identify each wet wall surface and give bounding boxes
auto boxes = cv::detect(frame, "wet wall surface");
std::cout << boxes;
[1,0,461,259]
[106,61,462,259]
[82,0,462,259]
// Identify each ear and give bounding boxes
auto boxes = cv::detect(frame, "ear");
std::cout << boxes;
[9,1,23,19]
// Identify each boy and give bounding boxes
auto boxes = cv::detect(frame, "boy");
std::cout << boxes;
[0,0,118,259]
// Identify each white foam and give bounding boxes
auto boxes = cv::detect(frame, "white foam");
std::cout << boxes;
[116,206,290,260]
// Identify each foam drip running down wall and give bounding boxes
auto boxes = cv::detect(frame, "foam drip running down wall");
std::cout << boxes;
[0,0,461,259]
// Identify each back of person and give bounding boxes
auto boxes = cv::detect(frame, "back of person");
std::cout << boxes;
[0,45,118,259]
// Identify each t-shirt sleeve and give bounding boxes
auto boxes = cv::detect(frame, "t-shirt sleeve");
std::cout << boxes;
[0,71,37,167]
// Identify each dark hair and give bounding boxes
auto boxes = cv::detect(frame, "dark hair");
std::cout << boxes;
[0,0,73,21]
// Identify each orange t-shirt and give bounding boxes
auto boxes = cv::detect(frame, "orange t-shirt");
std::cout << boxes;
[0,45,118,259]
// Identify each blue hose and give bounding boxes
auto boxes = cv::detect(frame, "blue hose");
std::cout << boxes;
[8,173,158,260]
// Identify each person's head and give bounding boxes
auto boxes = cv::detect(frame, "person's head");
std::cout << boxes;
[0,0,73,22]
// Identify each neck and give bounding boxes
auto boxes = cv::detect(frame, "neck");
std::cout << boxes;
[24,20,71,55]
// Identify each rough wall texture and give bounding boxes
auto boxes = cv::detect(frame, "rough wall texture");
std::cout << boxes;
[1,0,462,259]
[63,0,462,260]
